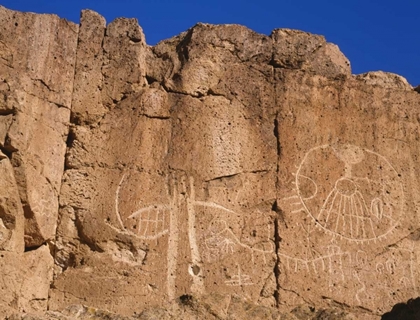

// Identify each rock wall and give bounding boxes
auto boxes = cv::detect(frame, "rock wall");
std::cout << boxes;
[0,5,419,319]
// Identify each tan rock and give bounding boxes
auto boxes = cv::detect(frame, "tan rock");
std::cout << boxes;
[53,19,279,313]
[0,114,12,147]
[49,9,420,318]
[0,245,53,316]
[70,10,106,125]
[271,29,351,77]
[0,152,24,252]
[71,10,147,125]
[0,6,78,247]
[355,71,412,90]
[102,16,147,103]
[8,97,70,247]
[0,6,77,107]
[0,4,419,320]
[157,23,273,98]
[275,71,420,317]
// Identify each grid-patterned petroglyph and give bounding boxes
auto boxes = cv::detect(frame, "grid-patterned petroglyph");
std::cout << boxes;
[110,173,274,299]
[225,264,253,286]
[112,174,170,240]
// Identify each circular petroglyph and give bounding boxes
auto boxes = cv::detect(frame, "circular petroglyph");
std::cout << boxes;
[113,173,170,240]
[295,144,404,242]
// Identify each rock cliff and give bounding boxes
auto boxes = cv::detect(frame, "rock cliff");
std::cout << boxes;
[0,5,419,320]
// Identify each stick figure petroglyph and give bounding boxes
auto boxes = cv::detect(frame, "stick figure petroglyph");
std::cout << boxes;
[205,220,237,258]
[203,217,274,264]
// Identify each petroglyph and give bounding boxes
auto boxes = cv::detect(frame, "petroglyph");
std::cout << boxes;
[294,144,404,243]
[280,242,417,306]
[0,218,11,246]
[110,173,273,298]
[225,264,253,286]
[185,176,205,295]
[113,174,170,240]
[31,198,55,217]
[203,217,274,264]
[279,243,349,275]
[110,173,179,300]
[278,143,418,310]
[204,220,237,261]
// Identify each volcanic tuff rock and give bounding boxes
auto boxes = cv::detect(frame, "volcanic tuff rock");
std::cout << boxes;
[0,4,419,320]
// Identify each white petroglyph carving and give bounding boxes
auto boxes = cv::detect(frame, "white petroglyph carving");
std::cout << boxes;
[376,263,385,274]
[225,264,253,286]
[353,270,367,305]
[294,144,404,243]
[113,174,170,240]
[185,176,205,295]
[110,173,273,298]
[0,218,11,246]
[203,217,274,264]
[204,220,237,259]
[32,198,54,217]
[128,205,169,239]
[278,144,417,307]
[110,173,178,300]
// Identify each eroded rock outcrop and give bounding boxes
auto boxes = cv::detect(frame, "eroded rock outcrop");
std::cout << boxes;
[0,4,419,320]
[0,6,77,248]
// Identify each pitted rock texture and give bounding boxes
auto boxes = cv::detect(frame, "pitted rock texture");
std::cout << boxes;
[0,6,77,248]
[7,298,359,320]
[0,4,419,320]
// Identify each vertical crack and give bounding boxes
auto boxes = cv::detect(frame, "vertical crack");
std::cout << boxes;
[273,206,281,308]
[48,15,82,312]
[272,60,282,307]
[273,117,281,166]
[273,116,282,307]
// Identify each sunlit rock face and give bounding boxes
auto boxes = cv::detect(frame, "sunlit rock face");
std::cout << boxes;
[0,4,419,320]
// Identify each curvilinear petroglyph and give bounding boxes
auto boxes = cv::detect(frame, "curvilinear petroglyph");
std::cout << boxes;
[0,4,419,320]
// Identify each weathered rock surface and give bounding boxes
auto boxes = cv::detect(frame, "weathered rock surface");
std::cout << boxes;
[0,4,419,320]
[0,245,53,315]
[0,6,78,248]
[0,151,24,252]
[8,297,359,320]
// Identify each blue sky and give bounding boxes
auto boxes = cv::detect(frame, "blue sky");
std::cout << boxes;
[1,0,419,86]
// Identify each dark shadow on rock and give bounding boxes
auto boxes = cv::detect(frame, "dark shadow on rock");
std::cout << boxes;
[382,297,420,320]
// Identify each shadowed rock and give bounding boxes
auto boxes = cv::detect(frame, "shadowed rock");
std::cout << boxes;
[382,297,420,320]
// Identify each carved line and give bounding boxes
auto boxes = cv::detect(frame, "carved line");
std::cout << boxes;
[167,179,179,301]
[225,264,253,286]
[187,176,205,294]
[205,219,274,255]
[115,173,127,229]
[114,174,170,240]
[296,144,403,243]
[106,223,169,240]
[113,173,275,298]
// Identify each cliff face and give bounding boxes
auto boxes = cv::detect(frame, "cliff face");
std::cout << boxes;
[0,5,419,319]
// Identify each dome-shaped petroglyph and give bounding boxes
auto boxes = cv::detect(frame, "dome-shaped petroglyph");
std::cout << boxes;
[295,144,404,242]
